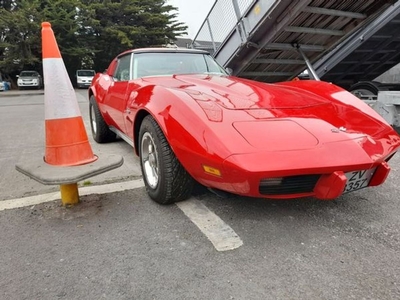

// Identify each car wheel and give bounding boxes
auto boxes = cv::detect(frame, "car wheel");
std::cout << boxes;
[349,81,388,100]
[89,95,116,143]
[139,115,194,204]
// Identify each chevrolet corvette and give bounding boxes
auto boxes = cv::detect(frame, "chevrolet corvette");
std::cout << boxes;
[88,48,400,204]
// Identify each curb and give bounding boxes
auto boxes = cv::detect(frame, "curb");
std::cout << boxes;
[0,90,45,97]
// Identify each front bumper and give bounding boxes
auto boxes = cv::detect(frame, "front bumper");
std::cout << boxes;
[192,137,397,200]
[313,162,390,199]
[209,159,392,200]
[18,81,39,87]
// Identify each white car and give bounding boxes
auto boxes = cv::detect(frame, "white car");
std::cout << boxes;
[76,69,95,88]
[17,71,43,90]
[0,81,4,92]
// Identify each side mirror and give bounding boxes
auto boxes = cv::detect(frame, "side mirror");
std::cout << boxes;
[16,75,19,78]
[225,67,233,75]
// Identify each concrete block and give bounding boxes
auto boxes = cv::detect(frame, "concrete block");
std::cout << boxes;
[16,154,124,185]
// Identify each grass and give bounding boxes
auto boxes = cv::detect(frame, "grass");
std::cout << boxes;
[82,180,92,186]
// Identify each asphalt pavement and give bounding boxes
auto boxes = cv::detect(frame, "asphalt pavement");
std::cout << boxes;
[0,89,141,200]
[1,90,400,300]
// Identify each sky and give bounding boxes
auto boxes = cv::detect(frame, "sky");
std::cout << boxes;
[167,0,216,39]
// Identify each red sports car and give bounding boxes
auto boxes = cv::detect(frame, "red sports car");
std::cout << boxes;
[88,48,400,204]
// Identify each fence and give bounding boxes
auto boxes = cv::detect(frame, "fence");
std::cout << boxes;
[191,0,255,55]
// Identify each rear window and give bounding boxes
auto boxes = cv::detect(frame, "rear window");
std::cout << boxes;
[77,70,95,76]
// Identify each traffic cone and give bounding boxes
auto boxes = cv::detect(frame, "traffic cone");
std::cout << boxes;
[42,21,97,166]
[15,22,123,207]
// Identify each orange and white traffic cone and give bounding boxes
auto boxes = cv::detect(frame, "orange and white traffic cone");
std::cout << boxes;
[15,22,123,206]
[42,22,97,167]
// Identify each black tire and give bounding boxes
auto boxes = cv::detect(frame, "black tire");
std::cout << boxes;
[89,95,116,143]
[349,81,388,99]
[139,115,194,204]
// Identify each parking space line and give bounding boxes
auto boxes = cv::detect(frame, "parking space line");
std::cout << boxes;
[0,179,144,211]
[177,199,243,252]
[1,181,243,252]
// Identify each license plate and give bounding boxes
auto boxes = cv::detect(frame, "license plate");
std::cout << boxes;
[343,168,375,193]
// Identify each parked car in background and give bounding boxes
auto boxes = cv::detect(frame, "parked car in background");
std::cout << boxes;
[76,69,96,88]
[16,71,43,90]
[88,48,400,205]
[0,73,3,91]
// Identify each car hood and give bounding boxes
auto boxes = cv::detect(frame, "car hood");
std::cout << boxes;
[141,74,399,159]
[142,74,331,109]
[142,74,396,148]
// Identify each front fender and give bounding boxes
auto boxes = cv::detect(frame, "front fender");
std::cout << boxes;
[132,86,231,180]
[89,73,113,105]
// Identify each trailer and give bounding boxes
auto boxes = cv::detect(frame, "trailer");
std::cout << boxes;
[191,0,400,129]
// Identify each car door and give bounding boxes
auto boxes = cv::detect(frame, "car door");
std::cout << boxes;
[103,53,132,133]
[123,53,145,140]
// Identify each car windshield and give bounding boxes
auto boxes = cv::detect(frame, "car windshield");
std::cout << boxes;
[20,71,38,77]
[133,52,228,79]
[77,70,95,76]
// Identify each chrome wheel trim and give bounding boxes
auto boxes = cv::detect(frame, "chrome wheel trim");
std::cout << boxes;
[141,132,159,189]
[91,105,97,134]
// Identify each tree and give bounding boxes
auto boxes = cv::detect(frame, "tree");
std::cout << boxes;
[81,0,187,71]
[0,0,42,74]
[39,0,94,81]
[0,0,187,83]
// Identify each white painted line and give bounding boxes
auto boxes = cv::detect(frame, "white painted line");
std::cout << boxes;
[177,199,243,252]
[0,179,144,211]
[2,180,243,252]
[79,179,144,195]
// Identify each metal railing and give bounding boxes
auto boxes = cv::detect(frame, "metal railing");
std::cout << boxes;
[191,0,255,55]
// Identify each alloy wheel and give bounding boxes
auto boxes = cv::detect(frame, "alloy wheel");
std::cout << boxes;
[141,132,159,188]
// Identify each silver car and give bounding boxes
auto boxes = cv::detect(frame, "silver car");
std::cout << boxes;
[17,71,43,90]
